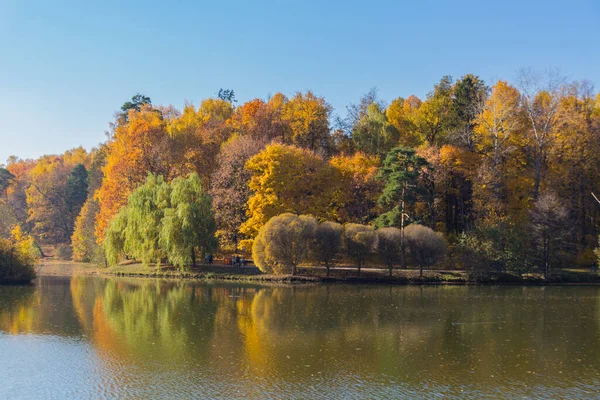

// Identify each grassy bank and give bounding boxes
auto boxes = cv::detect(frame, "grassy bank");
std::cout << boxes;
[94,263,600,285]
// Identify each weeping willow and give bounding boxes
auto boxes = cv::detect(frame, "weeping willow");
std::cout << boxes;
[103,173,216,270]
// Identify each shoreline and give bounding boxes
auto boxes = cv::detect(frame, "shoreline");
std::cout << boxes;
[33,259,600,286]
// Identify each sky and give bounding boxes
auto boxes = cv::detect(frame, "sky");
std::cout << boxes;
[1,0,599,164]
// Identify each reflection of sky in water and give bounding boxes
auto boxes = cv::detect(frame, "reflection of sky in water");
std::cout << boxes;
[0,276,599,399]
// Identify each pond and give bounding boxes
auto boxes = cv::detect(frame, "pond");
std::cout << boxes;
[0,276,599,399]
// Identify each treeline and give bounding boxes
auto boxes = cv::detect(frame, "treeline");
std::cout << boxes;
[2,70,600,276]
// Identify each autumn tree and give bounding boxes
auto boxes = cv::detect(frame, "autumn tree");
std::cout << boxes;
[95,105,176,241]
[434,145,479,233]
[0,234,36,283]
[26,152,90,243]
[252,213,317,275]
[231,98,288,142]
[2,158,35,237]
[518,68,566,199]
[169,99,234,186]
[413,76,455,146]
[376,227,402,277]
[548,81,600,262]
[282,91,332,153]
[351,103,400,157]
[530,192,570,275]
[474,81,522,199]
[210,135,267,249]
[312,221,344,276]
[404,224,447,277]
[71,198,101,263]
[71,147,106,263]
[241,144,341,238]
[344,223,377,275]
[386,97,421,147]
[330,152,381,224]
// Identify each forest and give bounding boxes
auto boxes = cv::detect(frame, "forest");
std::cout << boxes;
[2,70,600,280]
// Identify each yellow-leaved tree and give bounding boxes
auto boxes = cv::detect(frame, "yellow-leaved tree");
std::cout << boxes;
[240,144,341,238]
[95,105,174,241]
[281,91,332,152]
[329,152,381,224]
[473,80,528,226]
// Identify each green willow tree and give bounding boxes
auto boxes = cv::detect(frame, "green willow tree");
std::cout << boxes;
[160,174,216,269]
[103,173,216,270]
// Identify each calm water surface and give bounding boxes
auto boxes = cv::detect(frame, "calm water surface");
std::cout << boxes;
[0,276,599,399]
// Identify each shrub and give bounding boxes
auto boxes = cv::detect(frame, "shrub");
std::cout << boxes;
[455,233,498,281]
[404,224,446,277]
[55,244,73,261]
[344,223,378,275]
[0,238,36,283]
[312,221,343,276]
[253,214,317,275]
[376,227,402,277]
[455,227,531,281]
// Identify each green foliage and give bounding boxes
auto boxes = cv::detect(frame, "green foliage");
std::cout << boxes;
[66,164,89,214]
[352,103,400,157]
[0,168,15,197]
[121,94,152,113]
[103,174,216,270]
[217,89,237,103]
[253,214,317,275]
[104,209,128,266]
[455,227,530,281]
[124,174,168,266]
[159,174,216,270]
[376,147,430,228]
[0,238,36,283]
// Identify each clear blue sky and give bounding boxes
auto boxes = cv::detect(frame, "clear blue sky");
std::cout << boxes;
[1,0,599,164]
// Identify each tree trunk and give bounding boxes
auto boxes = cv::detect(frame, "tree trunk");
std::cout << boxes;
[400,184,406,268]
[419,264,423,278]
[191,249,196,268]
[534,150,543,200]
